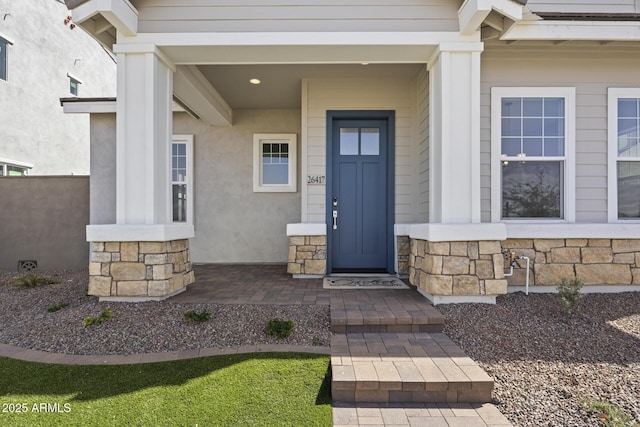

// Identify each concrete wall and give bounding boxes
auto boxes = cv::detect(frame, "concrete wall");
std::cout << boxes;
[89,109,302,263]
[480,42,640,223]
[0,0,116,175]
[0,176,89,271]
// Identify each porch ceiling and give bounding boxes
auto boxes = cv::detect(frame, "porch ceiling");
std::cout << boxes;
[196,63,424,110]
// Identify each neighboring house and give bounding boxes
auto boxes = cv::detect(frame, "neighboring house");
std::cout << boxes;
[0,0,115,176]
[63,0,640,303]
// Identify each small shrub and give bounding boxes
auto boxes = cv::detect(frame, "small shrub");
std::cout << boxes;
[312,337,322,346]
[47,302,69,313]
[184,309,212,322]
[83,307,112,327]
[266,318,294,339]
[12,273,59,288]
[580,399,636,427]
[557,277,584,314]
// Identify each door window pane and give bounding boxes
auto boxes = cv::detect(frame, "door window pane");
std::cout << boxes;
[340,128,359,155]
[502,161,563,219]
[360,128,380,155]
[502,98,521,116]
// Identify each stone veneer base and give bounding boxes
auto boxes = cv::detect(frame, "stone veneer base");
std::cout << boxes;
[287,235,327,276]
[88,239,194,300]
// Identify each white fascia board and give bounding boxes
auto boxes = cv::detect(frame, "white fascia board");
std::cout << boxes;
[409,223,507,242]
[502,20,640,41]
[173,65,232,127]
[128,31,480,48]
[506,223,640,239]
[459,0,523,36]
[61,100,186,114]
[286,223,327,236]
[63,100,117,113]
[73,0,138,37]
[0,32,15,45]
[87,224,194,242]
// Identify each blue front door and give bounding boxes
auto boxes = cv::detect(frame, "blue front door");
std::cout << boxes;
[327,112,394,273]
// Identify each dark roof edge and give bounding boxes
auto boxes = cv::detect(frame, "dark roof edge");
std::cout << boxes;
[60,97,116,106]
[536,12,640,21]
[513,0,527,4]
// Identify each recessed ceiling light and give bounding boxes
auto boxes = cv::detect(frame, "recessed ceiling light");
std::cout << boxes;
[249,78,261,85]
[361,62,369,66]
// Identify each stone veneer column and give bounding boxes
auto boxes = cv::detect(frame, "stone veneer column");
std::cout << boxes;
[88,239,194,300]
[397,236,410,276]
[409,239,507,299]
[287,235,326,276]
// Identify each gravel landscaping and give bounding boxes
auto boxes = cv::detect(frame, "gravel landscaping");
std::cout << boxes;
[0,270,330,355]
[438,292,640,427]
[2,269,639,426]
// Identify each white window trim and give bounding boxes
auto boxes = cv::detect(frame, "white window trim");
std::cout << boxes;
[0,157,33,176]
[607,88,640,223]
[491,87,576,223]
[172,134,194,224]
[253,133,297,193]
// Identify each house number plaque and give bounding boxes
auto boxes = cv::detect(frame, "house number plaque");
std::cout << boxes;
[307,175,326,185]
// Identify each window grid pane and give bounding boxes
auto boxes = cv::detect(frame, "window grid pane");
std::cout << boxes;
[501,97,565,158]
[262,142,289,185]
[618,98,640,158]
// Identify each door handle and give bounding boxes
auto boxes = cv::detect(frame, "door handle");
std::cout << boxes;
[332,210,338,230]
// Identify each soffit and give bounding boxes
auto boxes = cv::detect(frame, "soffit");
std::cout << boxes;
[197,63,424,110]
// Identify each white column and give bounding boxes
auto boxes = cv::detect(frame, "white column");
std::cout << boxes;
[115,45,173,225]
[87,45,193,242]
[428,42,483,224]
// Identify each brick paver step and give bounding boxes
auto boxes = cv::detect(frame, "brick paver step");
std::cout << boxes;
[331,332,493,404]
[330,289,445,333]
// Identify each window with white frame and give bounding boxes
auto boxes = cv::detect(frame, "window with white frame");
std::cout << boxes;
[171,135,193,223]
[0,38,8,81]
[253,133,297,192]
[608,88,640,221]
[491,88,575,222]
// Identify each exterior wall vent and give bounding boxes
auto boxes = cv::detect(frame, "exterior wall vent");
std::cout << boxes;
[18,260,37,271]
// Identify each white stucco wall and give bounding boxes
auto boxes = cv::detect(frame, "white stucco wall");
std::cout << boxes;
[0,0,116,175]
[88,109,301,263]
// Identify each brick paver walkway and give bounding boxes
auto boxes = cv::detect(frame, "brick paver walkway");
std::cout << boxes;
[0,264,512,426]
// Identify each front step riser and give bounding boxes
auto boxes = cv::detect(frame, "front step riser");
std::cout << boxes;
[331,324,443,334]
[331,387,493,404]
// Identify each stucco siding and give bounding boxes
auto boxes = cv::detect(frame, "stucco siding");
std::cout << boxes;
[133,0,461,33]
[175,109,301,263]
[303,77,418,225]
[481,43,640,223]
[527,0,639,15]
[416,66,429,222]
[0,0,116,175]
[89,114,117,225]
[88,109,301,263]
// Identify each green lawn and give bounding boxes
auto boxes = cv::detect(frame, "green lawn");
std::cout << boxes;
[0,353,332,427]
